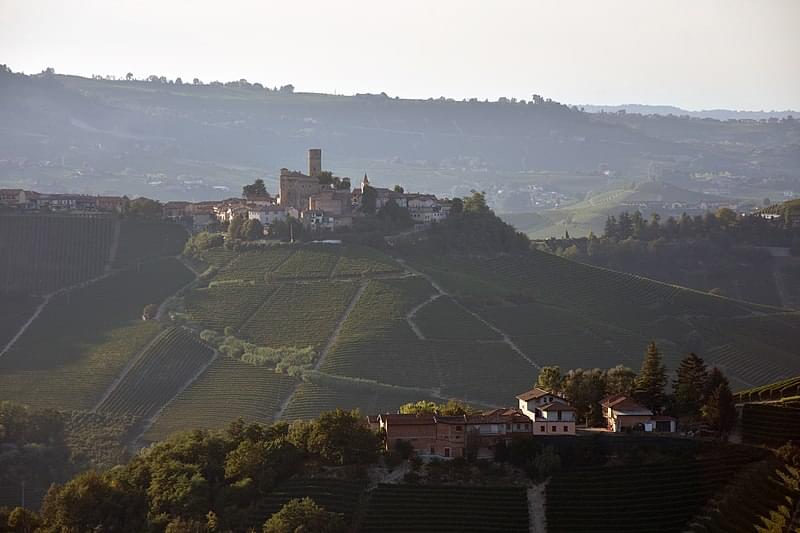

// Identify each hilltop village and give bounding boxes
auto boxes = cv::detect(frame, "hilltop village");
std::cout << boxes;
[0,149,454,236]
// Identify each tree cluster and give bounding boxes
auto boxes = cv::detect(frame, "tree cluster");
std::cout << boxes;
[5,412,380,532]
[228,214,264,241]
[535,342,737,434]
[398,400,477,416]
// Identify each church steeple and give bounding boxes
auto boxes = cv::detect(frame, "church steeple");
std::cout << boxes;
[361,173,370,190]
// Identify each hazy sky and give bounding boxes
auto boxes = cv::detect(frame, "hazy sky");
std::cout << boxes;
[2,0,798,110]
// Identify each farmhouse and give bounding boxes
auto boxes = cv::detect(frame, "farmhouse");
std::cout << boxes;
[602,394,677,433]
[517,387,577,435]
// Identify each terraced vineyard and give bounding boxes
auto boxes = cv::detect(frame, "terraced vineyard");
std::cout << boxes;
[113,218,187,267]
[0,292,41,348]
[735,375,800,403]
[96,327,216,419]
[239,280,359,350]
[0,258,193,410]
[547,450,760,532]
[270,244,341,279]
[282,375,441,420]
[361,484,529,532]
[741,403,800,446]
[250,478,365,526]
[143,356,297,441]
[0,213,115,293]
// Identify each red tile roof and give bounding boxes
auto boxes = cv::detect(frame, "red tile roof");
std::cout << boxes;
[539,402,576,412]
[379,414,436,425]
[516,387,553,401]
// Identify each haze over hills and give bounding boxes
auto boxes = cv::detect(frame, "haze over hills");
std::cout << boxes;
[578,104,798,121]
[2,66,799,232]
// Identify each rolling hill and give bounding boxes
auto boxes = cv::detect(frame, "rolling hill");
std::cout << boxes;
[2,216,799,445]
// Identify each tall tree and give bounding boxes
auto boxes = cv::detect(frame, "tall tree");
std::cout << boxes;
[536,366,563,394]
[701,368,736,438]
[228,214,246,240]
[672,353,709,418]
[243,178,268,198]
[606,365,636,396]
[360,185,377,215]
[262,497,345,533]
[634,342,667,413]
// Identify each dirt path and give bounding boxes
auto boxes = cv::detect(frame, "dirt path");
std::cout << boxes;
[528,481,548,533]
[105,218,121,272]
[406,293,442,340]
[396,258,541,369]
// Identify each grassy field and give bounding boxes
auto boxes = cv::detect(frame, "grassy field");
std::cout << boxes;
[269,245,341,280]
[185,282,278,332]
[331,244,404,277]
[143,356,297,441]
[0,258,193,410]
[735,375,800,403]
[96,327,216,419]
[213,246,296,282]
[741,403,800,447]
[361,484,529,532]
[0,213,115,293]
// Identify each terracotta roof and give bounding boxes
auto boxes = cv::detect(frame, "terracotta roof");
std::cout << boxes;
[435,415,467,424]
[517,387,555,401]
[607,397,653,416]
[539,402,576,412]
[379,414,436,425]
[601,394,628,408]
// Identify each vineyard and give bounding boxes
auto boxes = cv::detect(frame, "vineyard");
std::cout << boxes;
[238,280,359,351]
[0,258,193,410]
[213,246,296,283]
[185,283,277,332]
[413,297,500,340]
[96,327,216,420]
[361,484,530,532]
[0,293,41,348]
[689,458,800,532]
[741,403,800,446]
[0,213,115,294]
[404,251,796,389]
[143,356,297,441]
[113,218,187,267]
[270,245,341,280]
[331,244,403,277]
[735,375,800,403]
[546,449,761,532]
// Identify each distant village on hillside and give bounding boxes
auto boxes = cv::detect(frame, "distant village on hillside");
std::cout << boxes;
[0,149,455,236]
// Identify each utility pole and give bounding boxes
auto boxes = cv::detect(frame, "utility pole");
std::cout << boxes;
[20,480,25,509]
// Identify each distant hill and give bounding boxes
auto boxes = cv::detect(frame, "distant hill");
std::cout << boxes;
[501,180,730,238]
[1,68,799,204]
[579,104,798,121]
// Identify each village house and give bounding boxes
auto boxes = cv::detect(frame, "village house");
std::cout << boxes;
[516,387,577,435]
[248,205,288,226]
[602,394,676,433]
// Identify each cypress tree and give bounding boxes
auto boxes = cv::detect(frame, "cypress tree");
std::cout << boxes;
[672,352,709,418]
[702,368,736,438]
[634,342,667,413]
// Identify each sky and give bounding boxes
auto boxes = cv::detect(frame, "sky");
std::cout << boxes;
[1,0,798,111]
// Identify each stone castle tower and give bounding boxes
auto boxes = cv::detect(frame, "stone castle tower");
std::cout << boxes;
[279,149,323,209]
[308,148,322,178]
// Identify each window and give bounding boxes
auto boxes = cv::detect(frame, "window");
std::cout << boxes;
[515,424,520,430]
[506,423,511,430]
[551,425,557,432]
[455,425,462,431]
[540,425,545,432]
[430,446,435,454]
[564,425,569,433]
[444,447,451,458]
